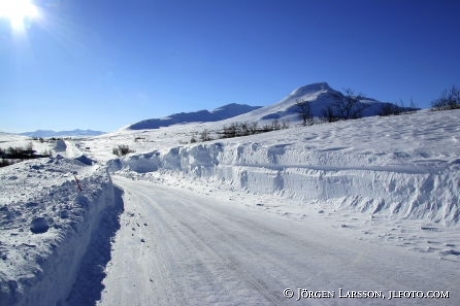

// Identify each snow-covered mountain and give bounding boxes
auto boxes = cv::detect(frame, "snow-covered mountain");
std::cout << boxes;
[20,129,105,138]
[127,103,262,130]
[226,82,394,124]
[127,82,399,132]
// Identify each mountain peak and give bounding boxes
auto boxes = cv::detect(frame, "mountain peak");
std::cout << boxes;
[226,82,393,123]
[289,82,332,99]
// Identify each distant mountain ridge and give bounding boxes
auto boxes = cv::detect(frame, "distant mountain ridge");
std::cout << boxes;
[20,129,105,138]
[128,103,262,130]
[126,82,407,131]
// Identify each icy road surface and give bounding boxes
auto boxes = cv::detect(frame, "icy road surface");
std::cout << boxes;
[98,176,459,306]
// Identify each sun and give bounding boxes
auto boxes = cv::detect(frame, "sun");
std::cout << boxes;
[0,0,40,32]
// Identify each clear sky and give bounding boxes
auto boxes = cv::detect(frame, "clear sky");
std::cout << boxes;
[1,0,459,133]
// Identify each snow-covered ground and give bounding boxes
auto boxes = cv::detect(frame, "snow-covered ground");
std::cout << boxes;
[1,104,460,305]
[107,108,460,227]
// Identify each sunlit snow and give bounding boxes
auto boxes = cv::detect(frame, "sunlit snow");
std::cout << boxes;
[1,84,459,305]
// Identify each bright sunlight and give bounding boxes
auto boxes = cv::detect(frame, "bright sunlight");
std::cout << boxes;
[0,0,39,32]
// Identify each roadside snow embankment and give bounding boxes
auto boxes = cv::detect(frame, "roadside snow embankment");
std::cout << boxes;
[114,110,460,227]
[0,156,121,306]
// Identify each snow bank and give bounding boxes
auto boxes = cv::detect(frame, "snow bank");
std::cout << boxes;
[0,156,120,306]
[115,110,460,227]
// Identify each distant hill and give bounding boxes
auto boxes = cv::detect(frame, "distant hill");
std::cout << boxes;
[20,129,105,138]
[127,103,263,130]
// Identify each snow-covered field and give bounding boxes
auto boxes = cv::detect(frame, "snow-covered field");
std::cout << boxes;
[1,103,460,304]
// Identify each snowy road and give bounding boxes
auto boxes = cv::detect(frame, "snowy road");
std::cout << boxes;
[98,176,459,306]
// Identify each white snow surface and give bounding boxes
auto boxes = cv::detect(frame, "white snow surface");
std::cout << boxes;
[0,156,121,306]
[1,95,460,305]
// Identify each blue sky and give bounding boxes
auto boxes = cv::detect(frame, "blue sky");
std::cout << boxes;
[1,0,459,133]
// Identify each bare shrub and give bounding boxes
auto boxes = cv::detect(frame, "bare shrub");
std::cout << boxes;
[431,85,460,110]
[332,89,367,120]
[113,145,134,156]
[296,99,313,126]
[200,129,212,142]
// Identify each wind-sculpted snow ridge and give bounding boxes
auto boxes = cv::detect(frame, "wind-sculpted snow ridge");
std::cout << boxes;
[0,156,122,306]
[115,109,460,227]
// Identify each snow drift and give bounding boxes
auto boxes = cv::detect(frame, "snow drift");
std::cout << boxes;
[115,109,460,227]
[0,156,122,306]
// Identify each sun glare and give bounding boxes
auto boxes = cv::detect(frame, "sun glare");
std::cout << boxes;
[0,0,40,31]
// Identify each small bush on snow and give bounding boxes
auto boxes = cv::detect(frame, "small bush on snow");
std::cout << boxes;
[431,85,460,111]
[112,145,135,156]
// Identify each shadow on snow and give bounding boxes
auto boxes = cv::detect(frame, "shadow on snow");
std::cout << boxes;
[66,186,125,306]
